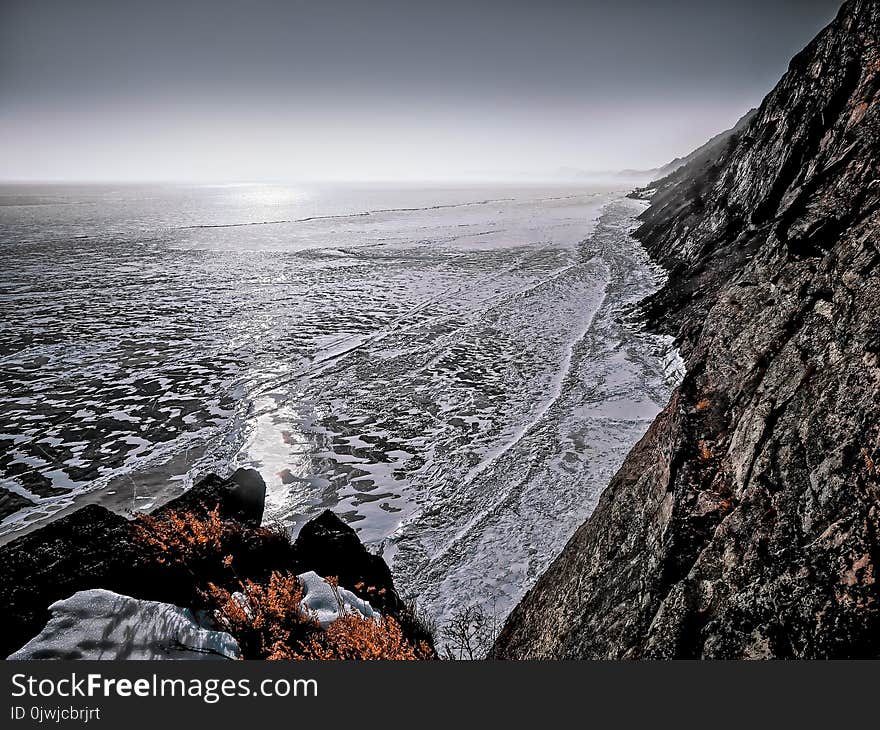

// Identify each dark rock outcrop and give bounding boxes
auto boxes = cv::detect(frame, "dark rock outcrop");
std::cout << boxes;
[494,0,880,659]
[291,510,403,616]
[0,491,34,522]
[156,468,266,526]
[0,505,160,658]
[1,472,417,658]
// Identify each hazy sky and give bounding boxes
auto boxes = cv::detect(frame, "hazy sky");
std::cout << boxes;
[0,0,843,182]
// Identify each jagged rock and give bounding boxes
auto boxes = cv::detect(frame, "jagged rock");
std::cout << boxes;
[0,491,34,522]
[288,511,435,653]
[291,510,404,616]
[0,505,158,658]
[494,0,880,659]
[8,589,240,661]
[0,470,271,657]
[648,107,758,185]
[157,468,266,526]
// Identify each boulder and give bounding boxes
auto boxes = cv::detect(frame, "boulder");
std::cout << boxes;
[297,570,380,629]
[0,505,155,657]
[157,468,266,526]
[291,509,403,615]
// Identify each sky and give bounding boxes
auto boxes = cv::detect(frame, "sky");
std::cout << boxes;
[0,0,844,182]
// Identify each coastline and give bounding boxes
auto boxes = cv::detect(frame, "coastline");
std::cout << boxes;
[388,195,682,630]
[2,188,679,640]
[493,0,880,659]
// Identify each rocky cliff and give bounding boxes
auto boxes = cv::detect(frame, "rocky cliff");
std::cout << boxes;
[494,0,880,659]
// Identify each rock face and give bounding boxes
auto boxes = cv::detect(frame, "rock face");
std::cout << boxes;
[646,107,758,184]
[494,0,880,659]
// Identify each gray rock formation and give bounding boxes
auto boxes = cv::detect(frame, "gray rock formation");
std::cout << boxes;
[494,0,880,659]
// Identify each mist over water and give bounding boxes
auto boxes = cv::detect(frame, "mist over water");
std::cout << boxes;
[0,1,841,182]
[0,182,681,624]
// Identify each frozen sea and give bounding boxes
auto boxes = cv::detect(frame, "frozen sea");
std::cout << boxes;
[0,182,681,626]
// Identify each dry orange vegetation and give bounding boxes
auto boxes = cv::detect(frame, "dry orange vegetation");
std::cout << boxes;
[207,571,314,659]
[293,614,434,660]
[697,439,713,462]
[133,505,287,580]
[209,571,431,660]
[134,508,431,660]
[862,447,877,476]
[134,506,230,570]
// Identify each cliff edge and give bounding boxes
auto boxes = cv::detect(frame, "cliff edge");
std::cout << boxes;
[494,0,880,659]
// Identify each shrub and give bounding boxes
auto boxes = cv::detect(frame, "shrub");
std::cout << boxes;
[134,506,230,574]
[207,571,431,660]
[132,506,291,603]
[206,571,319,659]
[440,603,500,660]
[290,614,434,660]
[134,507,433,660]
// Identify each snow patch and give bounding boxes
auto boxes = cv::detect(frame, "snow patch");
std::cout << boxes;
[297,571,379,628]
[7,589,240,660]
